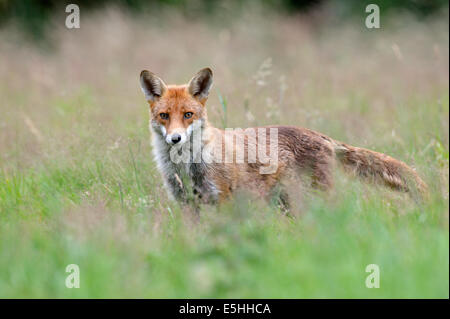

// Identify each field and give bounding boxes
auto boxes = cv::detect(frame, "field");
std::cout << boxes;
[0,6,448,298]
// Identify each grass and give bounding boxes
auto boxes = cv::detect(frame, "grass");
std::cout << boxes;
[0,5,448,298]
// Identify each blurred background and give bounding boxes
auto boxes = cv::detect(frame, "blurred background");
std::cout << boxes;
[0,0,448,41]
[0,0,448,298]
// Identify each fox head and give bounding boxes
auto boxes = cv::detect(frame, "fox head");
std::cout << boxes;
[139,68,213,146]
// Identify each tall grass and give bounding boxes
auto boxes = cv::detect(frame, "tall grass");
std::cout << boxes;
[0,5,448,298]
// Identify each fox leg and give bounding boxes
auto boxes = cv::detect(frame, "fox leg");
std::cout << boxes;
[165,174,186,201]
[310,160,334,191]
[277,190,290,212]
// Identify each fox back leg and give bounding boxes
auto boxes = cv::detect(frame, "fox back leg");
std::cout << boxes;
[310,158,335,191]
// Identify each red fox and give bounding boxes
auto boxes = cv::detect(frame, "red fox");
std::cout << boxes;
[139,68,428,207]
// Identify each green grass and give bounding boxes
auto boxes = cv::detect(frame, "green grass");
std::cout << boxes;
[0,118,448,298]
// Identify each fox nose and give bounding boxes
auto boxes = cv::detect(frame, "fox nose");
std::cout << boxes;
[171,134,182,144]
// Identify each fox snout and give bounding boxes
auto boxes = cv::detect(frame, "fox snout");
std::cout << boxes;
[170,133,182,144]
[161,120,203,146]
[164,129,188,145]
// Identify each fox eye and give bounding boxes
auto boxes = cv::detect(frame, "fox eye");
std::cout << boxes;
[160,113,169,120]
[184,112,193,119]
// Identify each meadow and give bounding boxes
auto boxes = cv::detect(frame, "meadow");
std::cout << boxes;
[0,6,448,298]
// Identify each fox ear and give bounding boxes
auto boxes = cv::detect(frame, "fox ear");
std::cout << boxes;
[188,68,213,103]
[140,70,167,103]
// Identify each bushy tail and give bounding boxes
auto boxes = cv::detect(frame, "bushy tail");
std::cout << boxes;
[333,142,428,199]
